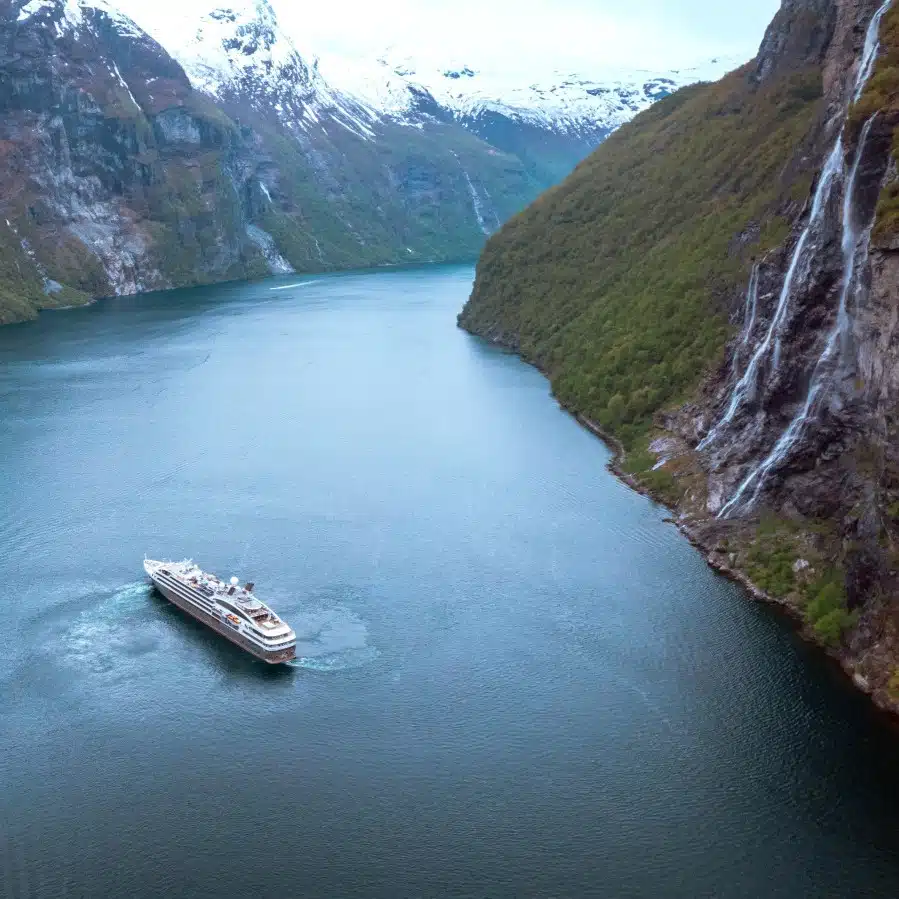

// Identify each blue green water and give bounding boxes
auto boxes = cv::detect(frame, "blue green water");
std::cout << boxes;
[2,265,899,897]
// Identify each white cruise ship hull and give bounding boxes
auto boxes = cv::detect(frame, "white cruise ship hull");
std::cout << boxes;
[146,563,297,664]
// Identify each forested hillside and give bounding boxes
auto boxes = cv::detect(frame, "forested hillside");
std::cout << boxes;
[459,59,825,449]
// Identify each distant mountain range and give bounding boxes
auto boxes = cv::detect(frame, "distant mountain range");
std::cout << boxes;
[0,0,738,323]
[120,0,737,181]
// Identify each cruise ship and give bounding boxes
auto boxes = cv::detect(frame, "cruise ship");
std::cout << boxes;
[144,559,297,664]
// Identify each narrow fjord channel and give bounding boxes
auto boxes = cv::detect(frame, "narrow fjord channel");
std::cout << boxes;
[2,266,899,897]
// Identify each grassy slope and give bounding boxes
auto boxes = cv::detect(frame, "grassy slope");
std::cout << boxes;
[459,64,824,449]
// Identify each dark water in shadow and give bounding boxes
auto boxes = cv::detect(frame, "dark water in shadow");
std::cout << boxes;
[2,266,899,898]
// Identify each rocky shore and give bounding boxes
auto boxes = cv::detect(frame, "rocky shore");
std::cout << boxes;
[580,415,899,720]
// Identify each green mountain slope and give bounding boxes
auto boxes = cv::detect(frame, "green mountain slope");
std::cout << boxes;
[459,63,824,449]
[460,0,899,713]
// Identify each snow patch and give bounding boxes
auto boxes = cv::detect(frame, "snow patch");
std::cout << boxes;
[18,0,144,39]
[313,49,743,134]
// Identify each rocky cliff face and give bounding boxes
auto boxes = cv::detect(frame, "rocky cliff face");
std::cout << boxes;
[688,0,896,527]
[0,0,287,322]
[461,0,899,711]
[669,0,899,703]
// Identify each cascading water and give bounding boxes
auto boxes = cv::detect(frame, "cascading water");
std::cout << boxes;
[710,0,892,516]
[855,0,893,102]
[697,144,842,452]
[731,264,761,375]
[718,117,879,517]
[837,114,878,354]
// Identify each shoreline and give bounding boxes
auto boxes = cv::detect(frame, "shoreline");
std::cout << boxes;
[563,405,899,719]
[5,259,482,329]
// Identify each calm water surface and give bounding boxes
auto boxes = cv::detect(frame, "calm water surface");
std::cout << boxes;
[2,266,899,897]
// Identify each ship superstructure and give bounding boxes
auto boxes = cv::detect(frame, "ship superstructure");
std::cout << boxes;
[144,559,296,664]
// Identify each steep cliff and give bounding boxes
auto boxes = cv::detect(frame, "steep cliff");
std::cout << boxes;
[460,0,899,711]
[0,0,284,322]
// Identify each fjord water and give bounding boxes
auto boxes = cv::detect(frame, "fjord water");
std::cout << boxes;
[3,266,899,898]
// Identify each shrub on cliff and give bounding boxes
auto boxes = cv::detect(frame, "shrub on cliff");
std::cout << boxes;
[805,578,856,647]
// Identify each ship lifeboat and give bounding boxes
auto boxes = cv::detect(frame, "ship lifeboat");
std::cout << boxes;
[226,614,241,627]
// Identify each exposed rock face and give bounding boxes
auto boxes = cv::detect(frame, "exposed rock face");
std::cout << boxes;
[0,0,278,319]
[694,0,894,523]
[667,0,899,706]
[752,0,837,84]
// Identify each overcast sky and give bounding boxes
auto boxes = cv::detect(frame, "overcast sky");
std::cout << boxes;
[277,0,782,72]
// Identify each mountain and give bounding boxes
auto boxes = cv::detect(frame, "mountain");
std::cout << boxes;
[120,0,737,192]
[0,0,733,324]
[460,0,899,711]
[309,50,739,185]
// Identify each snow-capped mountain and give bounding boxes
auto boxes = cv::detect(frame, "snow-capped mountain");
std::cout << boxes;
[112,0,739,140]
[0,0,746,323]
[317,51,740,136]
[108,0,742,189]
[125,0,380,140]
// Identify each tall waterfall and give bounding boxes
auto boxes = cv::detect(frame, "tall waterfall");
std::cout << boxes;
[855,0,893,102]
[718,117,879,517]
[707,0,892,515]
[697,145,842,452]
[734,264,761,371]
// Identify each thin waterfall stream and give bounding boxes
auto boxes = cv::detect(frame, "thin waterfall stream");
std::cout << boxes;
[697,141,843,452]
[732,263,761,376]
[719,115,880,517]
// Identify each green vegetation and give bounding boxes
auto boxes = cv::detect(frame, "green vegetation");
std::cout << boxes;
[888,668,899,699]
[803,573,856,648]
[745,516,802,598]
[620,441,684,506]
[460,64,825,449]
[0,230,47,325]
[740,515,854,646]
[253,121,541,274]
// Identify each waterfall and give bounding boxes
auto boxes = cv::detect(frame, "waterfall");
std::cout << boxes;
[700,266,762,449]
[854,0,894,102]
[734,263,761,369]
[718,116,878,517]
[708,0,892,514]
[837,115,878,353]
[463,170,491,235]
[697,144,842,452]
[246,224,294,275]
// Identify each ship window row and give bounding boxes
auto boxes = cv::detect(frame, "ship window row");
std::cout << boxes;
[241,631,294,650]
[158,574,293,648]
[160,578,220,615]
[161,576,213,606]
